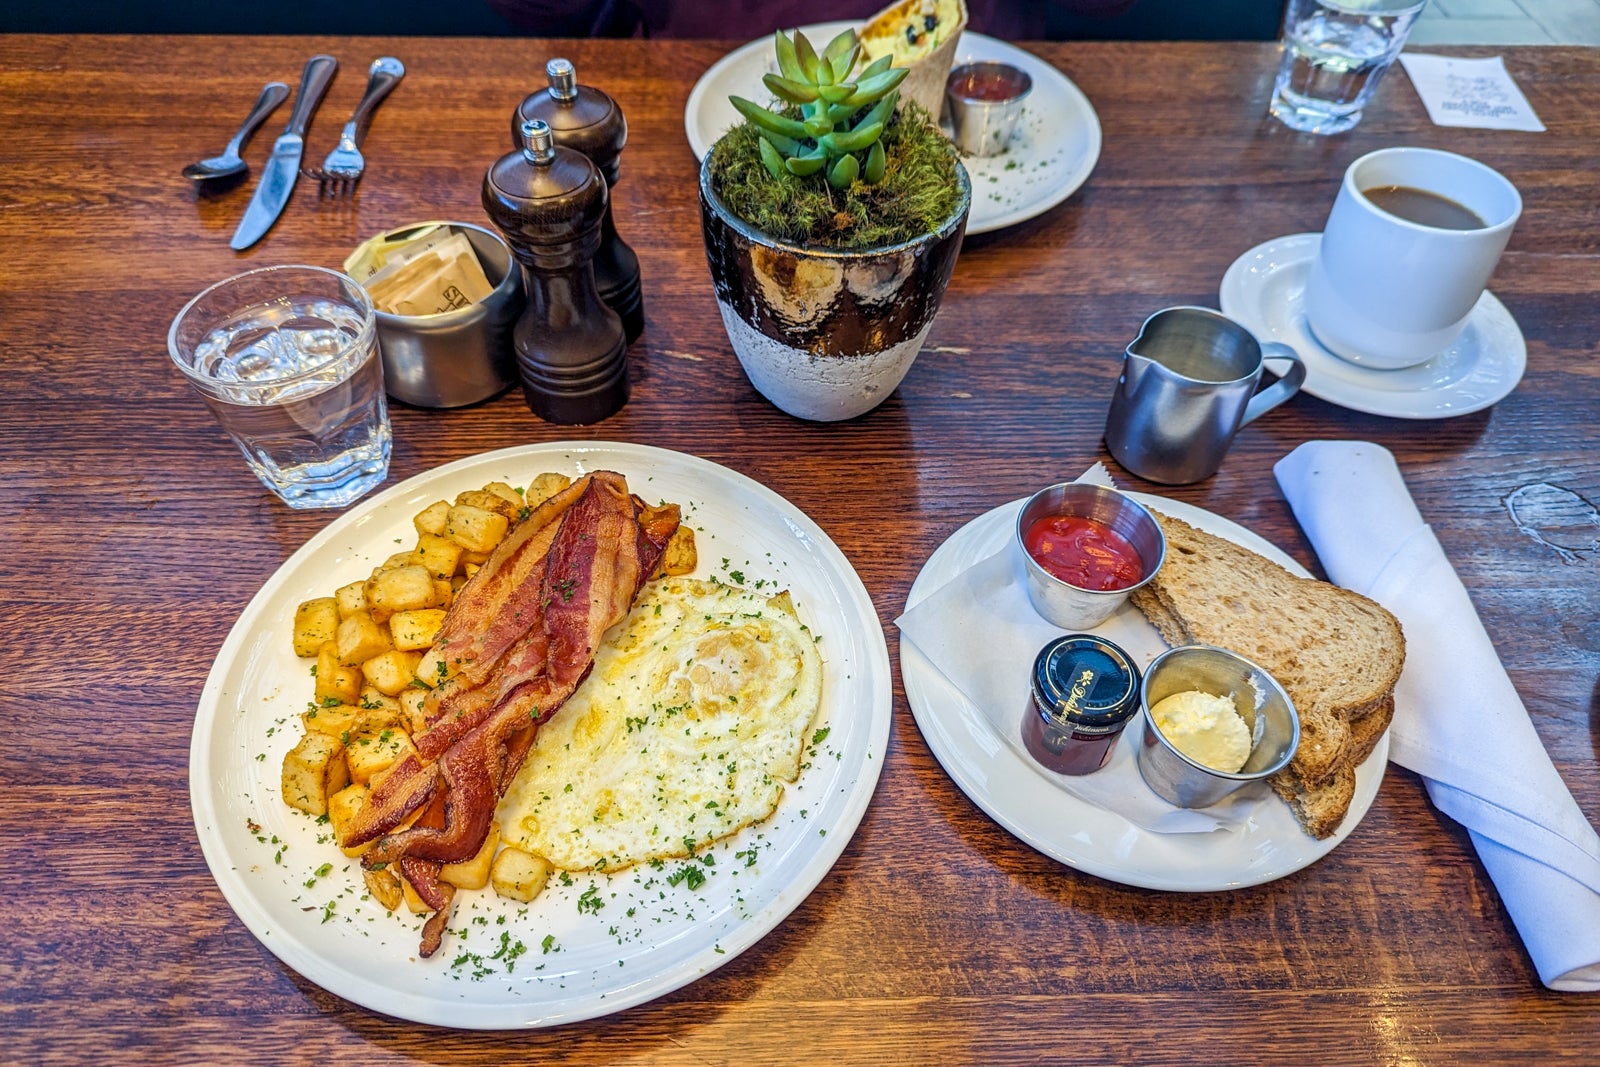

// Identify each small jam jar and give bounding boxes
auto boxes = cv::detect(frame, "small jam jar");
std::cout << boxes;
[1022,635,1142,775]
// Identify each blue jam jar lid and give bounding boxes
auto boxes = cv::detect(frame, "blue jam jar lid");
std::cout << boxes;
[1030,635,1141,729]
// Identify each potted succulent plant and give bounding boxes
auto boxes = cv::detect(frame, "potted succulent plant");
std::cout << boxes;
[699,27,971,422]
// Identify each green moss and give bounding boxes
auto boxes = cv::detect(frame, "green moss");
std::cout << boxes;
[708,103,963,251]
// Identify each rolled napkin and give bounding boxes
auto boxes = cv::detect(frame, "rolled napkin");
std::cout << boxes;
[1275,440,1600,992]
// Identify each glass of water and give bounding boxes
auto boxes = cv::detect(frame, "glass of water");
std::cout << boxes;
[1270,0,1427,135]
[169,265,392,509]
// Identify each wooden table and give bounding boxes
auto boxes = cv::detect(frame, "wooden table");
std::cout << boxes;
[5,34,1597,1063]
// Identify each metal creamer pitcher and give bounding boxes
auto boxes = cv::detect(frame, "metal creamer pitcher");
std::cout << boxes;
[1104,307,1306,484]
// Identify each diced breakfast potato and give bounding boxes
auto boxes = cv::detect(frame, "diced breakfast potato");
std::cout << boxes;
[362,649,424,696]
[459,550,491,568]
[525,472,571,509]
[281,732,349,817]
[345,722,416,786]
[659,526,697,577]
[484,481,524,510]
[301,702,366,738]
[363,867,404,912]
[292,597,341,658]
[364,564,439,622]
[415,532,464,581]
[398,687,429,735]
[445,504,508,553]
[377,550,420,572]
[490,846,551,903]
[432,579,453,608]
[335,611,393,666]
[390,608,446,652]
[334,579,367,619]
[358,687,402,715]
[413,500,452,537]
[455,488,519,521]
[314,645,364,705]
[413,648,448,689]
[327,783,371,857]
[440,820,500,891]
[401,874,432,915]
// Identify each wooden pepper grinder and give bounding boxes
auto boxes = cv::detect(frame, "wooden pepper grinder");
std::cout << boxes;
[514,58,644,344]
[482,119,628,424]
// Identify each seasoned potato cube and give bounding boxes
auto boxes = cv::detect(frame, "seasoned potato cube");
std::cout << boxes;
[658,525,697,577]
[345,722,416,786]
[301,702,365,738]
[389,608,447,652]
[281,732,349,816]
[398,687,429,735]
[459,550,490,571]
[376,550,420,573]
[432,579,453,608]
[415,532,464,581]
[455,488,520,522]
[357,687,402,716]
[441,820,501,891]
[314,644,364,705]
[413,500,451,536]
[363,564,439,622]
[525,472,571,509]
[362,649,424,696]
[484,481,525,511]
[335,611,393,666]
[401,874,432,915]
[334,579,367,619]
[444,504,508,553]
[292,597,341,658]
[327,783,371,857]
[363,867,403,912]
[491,846,551,903]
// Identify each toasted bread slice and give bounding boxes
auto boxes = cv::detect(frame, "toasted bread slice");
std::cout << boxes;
[1270,764,1358,840]
[1130,511,1405,785]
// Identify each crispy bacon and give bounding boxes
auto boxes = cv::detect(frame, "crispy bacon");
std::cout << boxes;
[337,470,677,957]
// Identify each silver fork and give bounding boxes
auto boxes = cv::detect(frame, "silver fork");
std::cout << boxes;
[306,57,405,195]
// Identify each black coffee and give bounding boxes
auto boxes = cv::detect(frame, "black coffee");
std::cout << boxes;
[1362,184,1487,230]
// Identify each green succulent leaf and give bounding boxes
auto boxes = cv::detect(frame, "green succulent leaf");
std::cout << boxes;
[827,153,860,189]
[757,129,801,156]
[803,114,834,138]
[831,43,862,82]
[842,67,909,108]
[763,73,819,103]
[863,140,886,184]
[817,83,854,104]
[730,95,810,140]
[819,120,883,155]
[821,28,856,64]
[859,54,894,80]
[774,31,804,83]
[784,149,828,176]
[794,30,821,82]
[758,136,787,180]
[825,101,858,125]
[855,90,898,132]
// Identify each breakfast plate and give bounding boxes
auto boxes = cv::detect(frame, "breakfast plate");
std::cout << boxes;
[685,21,1101,235]
[900,493,1388,891]
[1220,232,1527,419]
[189,442,892,1029]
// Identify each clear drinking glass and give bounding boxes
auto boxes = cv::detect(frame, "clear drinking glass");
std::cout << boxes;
[1269,0,1428,135]
[168,265,392,509]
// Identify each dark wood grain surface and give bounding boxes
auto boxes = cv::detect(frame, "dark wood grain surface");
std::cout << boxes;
[3,34,1597,1063]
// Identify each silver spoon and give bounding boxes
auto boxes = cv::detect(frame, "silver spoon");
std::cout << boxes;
[183,81,291,182]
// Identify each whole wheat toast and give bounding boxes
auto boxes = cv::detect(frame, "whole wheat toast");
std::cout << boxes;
[1130,510,1404,788]
[1268,696,1395,838]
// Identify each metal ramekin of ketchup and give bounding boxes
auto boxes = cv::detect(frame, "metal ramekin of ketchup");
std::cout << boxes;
[1015,482,1167,629]
[1023,634,1142,775]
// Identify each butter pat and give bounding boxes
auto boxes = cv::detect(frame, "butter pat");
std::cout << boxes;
[1150,690,1252,773]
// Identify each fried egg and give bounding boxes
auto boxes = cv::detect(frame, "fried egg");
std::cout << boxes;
[496,578,824,871]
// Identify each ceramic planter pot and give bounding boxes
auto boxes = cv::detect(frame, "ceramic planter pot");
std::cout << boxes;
[699,153,971,421]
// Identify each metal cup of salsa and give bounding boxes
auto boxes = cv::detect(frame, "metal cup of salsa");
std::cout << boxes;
[946,62,1032,157]
[1015,483,1166,629]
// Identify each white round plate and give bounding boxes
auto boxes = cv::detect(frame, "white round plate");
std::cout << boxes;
[1219,232,1527,419]
[190,442,892,1029]
[901,494,1388,891]
[685,21,1101,235]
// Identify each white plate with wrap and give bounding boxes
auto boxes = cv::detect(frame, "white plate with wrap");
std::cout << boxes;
[189,442,892,1028]
[900,493,1387,891]
[685,21,1101,235]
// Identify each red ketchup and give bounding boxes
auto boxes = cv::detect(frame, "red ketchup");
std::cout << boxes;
[949,67,1028,102]
[1023,515,1145,591]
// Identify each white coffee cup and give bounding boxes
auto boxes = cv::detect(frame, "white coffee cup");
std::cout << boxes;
[1306,147,1521,370]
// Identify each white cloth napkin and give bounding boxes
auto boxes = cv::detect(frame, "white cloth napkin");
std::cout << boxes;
[1275,440,1600,992]
[895,465,1274,835]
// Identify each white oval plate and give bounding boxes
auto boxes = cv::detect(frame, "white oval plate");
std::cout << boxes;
[901,493,1387,891]
[685,22,1101,235]
[189,442,892,1028]
[1220,232,1527,419]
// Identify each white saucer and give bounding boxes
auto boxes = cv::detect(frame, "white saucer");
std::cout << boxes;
[1218,233,1527,420]
[685,22,1101,236]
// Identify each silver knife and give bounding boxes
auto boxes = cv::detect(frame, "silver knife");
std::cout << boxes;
[231,54,338,251]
